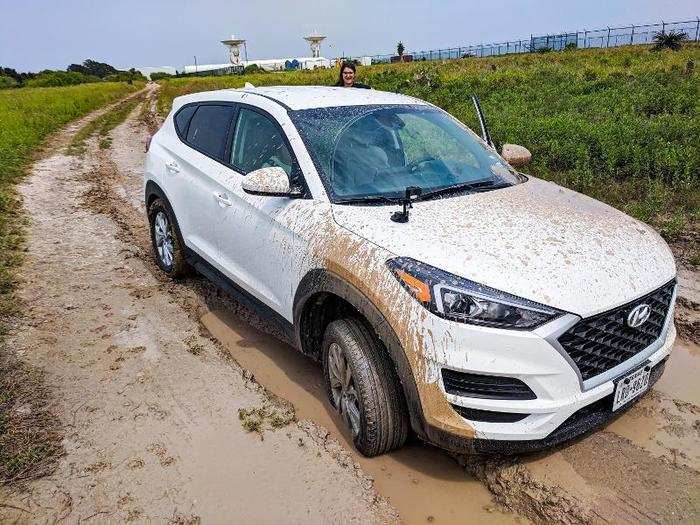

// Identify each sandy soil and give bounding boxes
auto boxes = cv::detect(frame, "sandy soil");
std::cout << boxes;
[1,85,698,524]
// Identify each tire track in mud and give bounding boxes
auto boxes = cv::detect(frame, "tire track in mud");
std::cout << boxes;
[83,88,700,524]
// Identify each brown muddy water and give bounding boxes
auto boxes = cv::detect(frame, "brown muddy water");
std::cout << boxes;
[201,309,529,525]
[655,339,700,404]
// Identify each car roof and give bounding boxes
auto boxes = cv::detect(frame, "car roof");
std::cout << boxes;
[174,85,428,111]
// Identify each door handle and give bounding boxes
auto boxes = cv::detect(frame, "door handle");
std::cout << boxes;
[165,161,180,174]
[214,192,232,208]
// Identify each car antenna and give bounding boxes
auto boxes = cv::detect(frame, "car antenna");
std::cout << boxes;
[391,186,422,223]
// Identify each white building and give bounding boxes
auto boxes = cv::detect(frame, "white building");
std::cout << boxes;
[182,56,332,75]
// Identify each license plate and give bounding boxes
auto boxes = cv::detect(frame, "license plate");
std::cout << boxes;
[613,364,651,411]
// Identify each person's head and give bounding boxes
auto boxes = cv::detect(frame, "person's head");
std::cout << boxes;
[337,61,357,87]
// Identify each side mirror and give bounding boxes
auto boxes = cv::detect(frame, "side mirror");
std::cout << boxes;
[501,144,532,168]
[242,166,301,197]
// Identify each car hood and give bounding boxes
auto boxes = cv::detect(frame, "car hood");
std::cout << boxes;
[330,177,676,317]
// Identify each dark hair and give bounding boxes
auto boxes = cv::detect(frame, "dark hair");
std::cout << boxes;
[336,61,356,86]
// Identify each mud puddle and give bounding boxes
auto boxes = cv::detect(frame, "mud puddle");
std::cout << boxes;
[655,340,700,404]
[202,308,528,525]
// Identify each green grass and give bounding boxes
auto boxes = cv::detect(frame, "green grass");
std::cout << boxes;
[0,82,139,318]
[157,45,699,260]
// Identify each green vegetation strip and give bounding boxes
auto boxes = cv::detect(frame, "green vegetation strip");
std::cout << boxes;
[67,93,145,155]
[158,46,699,256]
[0,81,138,487]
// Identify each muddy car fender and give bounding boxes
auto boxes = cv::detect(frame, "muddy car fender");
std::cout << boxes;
[293,268,431,439]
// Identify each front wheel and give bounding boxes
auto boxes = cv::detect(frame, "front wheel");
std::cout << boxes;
[322,318,409,457]
[147,198,190,277]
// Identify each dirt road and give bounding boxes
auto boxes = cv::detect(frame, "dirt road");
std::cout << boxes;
[1,87,698,524]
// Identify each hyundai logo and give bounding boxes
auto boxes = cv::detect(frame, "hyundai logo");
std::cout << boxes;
[627,304,651,328]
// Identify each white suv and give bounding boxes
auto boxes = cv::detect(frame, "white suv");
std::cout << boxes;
[145,86,677,457]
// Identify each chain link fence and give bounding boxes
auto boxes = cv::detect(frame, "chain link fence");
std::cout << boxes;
[360,17,699,64]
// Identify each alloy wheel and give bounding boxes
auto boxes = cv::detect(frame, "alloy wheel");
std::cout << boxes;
[153,211,174,268]
[327,342,361,437]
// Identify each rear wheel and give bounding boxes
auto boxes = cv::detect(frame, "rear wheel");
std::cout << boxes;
[322,318,409,457]
[148,198,190,277]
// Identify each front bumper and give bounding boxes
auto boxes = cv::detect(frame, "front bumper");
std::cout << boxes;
[403,300,676,450]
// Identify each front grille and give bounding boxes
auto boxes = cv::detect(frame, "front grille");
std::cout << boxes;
[558,280,675,381]
[442,369,536,400]
[451,405,529,423]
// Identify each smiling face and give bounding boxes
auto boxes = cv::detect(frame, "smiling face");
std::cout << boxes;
[341,67,356,87]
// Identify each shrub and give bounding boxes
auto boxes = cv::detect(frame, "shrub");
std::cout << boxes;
[0,76,17,89]
[652,30,689,51]
[150,72,173,81]
[243,64,265,74]
[25,71,100,87]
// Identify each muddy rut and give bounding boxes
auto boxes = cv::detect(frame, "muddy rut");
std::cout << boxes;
[1,86,699,524]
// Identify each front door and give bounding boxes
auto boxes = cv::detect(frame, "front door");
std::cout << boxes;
[216,106,309,319]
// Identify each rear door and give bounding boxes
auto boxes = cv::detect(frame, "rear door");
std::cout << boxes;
[169,103,236,264]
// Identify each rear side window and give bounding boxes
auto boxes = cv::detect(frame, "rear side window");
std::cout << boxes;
[186,105,235,159]
[174,105,197,136]
[230,108,293,176]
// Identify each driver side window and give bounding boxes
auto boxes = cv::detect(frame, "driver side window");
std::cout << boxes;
[230,108,293,176]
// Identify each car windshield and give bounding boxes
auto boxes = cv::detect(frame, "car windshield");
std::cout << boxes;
[290,104,521,202]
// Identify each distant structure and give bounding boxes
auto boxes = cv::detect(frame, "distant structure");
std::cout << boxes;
[303,32,326,58]
[182,31,332,75]
[221,35,247,66]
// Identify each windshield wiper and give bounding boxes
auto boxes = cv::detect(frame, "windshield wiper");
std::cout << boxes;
[334,195,403,206]
[415,179,510,202]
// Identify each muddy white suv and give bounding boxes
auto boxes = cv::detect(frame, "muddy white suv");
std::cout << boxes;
[144,86,677,456]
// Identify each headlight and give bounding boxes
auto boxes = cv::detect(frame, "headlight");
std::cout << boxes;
[386,257,563,329]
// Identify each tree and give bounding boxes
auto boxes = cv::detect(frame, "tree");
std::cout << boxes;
[652,30,688,51]
[397,41,405,57]
[67,59,119,78]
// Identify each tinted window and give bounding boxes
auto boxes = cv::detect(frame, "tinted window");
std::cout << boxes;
[186,105,234,159]
[231,108,293,175]
[174,105,197,136]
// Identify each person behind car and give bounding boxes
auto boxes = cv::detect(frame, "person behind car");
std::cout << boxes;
[335,61,370,89]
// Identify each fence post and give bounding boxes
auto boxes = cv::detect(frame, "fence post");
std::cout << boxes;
[695,17,699,41]
[606,26,611,47]
[583,29,587,48]
[630,24,634,44]
[662,20,665,33]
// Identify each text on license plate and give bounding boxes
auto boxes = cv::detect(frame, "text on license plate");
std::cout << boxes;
[613,364,651,411]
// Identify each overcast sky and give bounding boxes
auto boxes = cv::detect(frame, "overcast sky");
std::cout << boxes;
[1,0,697,72]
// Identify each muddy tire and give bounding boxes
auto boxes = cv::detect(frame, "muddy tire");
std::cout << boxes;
[322,318,409,457]
[147,198,190,277]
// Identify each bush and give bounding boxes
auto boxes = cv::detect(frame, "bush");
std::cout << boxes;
[243,64,265,74]
[0,76,17,89]
[103,69,147,83]
[150,72,173,81]
[652,30,689,51]
[25,71,100,87]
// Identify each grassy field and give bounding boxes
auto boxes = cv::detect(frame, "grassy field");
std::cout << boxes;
[157,45,699,260]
